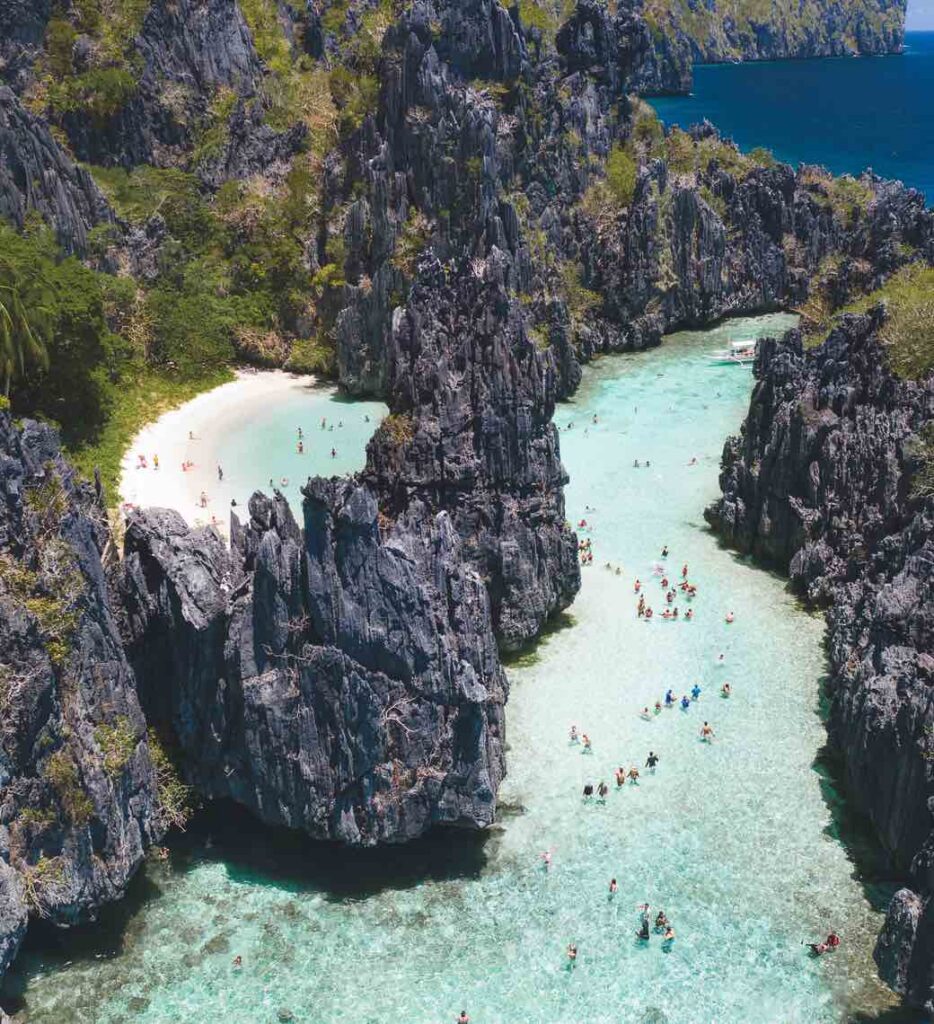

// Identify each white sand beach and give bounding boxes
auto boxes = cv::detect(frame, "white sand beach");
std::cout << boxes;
[118,370,320,535]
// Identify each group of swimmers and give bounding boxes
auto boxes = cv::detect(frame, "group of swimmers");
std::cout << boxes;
[634,553,702,621]
[636,904,676,948]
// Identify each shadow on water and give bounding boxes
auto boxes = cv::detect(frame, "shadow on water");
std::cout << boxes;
[849,1007,929,1024]
[811,654,906,918]
[174,800,492,900]
[812,739,903,915]
[1,801,492,1008]
[501,611,577,670]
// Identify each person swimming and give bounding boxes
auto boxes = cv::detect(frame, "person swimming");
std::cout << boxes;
[634,579,642,593]
[567,944,578,966]
[655,911,668,930]
[569,725,579,744]
[700,721,715,742]
[662,926,676,948]
[809,932,841,956]
[597,781,609,802]
[725,611,735,624]
[685,608,694,620]
[716,653,726,667]
[637,918,650,941]
[582,734,593,753]
[628,766,640,784]
[721,682,732,698]
[609,878,618,897]
[645,751,659,771]
[582,783,594,800]
[665,689,675,707]
[654,700,662,715]
[691,684,701,701]
[640,707,652,721]
[680,695,690,710]
[541,850,552,871]
[681,563,688,579]
[615,766,626,788]
[661,545,669,558]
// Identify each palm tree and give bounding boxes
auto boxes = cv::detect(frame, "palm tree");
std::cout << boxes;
[0,254,53,398]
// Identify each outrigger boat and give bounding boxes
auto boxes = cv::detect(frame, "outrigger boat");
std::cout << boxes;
[709,339,757,365]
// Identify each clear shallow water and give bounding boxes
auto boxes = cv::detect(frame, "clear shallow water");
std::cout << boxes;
[6,316,900,1023]
[652,32,934,204]
[204,383,387,522]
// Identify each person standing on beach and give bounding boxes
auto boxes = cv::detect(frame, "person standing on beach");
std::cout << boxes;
[199,491,208,508]
[218,465,223,482]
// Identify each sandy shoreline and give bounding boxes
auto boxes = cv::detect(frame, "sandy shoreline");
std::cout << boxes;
[118,369,320,534]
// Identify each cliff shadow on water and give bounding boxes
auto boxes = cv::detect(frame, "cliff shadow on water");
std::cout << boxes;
[709,543,898,886]
[0,801,493,1010]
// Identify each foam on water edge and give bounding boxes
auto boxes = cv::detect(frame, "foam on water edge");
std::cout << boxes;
[5,314,900,1023]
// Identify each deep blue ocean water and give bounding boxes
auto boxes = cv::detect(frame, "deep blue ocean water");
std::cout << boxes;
[652,32,934,204]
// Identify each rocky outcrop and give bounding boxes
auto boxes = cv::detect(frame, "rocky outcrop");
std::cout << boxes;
[365,252,580,650]
[59,0,305,182]
[0,0,51,93]
[0,412,163,979]
[635,0,907,95]
[572,141,934,355]
[119,487,506,846]
[0,86,112,254]
[706,311,934,1011]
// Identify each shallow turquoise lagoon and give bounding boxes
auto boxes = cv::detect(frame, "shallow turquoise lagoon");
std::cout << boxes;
[205,383,387,521]
[7,315,899,1023]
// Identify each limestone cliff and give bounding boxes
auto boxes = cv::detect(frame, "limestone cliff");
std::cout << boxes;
[635,0,907,94]
[706,312,934,1012]
[0,412,164,983]
[120,487,506,846]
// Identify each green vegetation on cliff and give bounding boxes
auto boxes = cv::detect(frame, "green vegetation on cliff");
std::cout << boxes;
[809,263,934,380]
[641,0,905,68]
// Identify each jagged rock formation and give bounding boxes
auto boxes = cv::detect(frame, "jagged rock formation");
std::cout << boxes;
[0,412,163,981]
[119,487,506,845]
[0,0,50,92]
[365,252,581,650]
[706,311,934,1012]
[60,0,291,174]
[0,86,112,254]
[635,0,907,94]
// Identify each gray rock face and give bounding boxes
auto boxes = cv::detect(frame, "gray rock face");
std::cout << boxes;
[59,0,297,181]
[705,311,934,1010]
[365,252,581,650]
[0,412,162,979]
[119,488,506,846]
[0,861,25,985]
[0,0,51,92]
[0,86,113,254]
